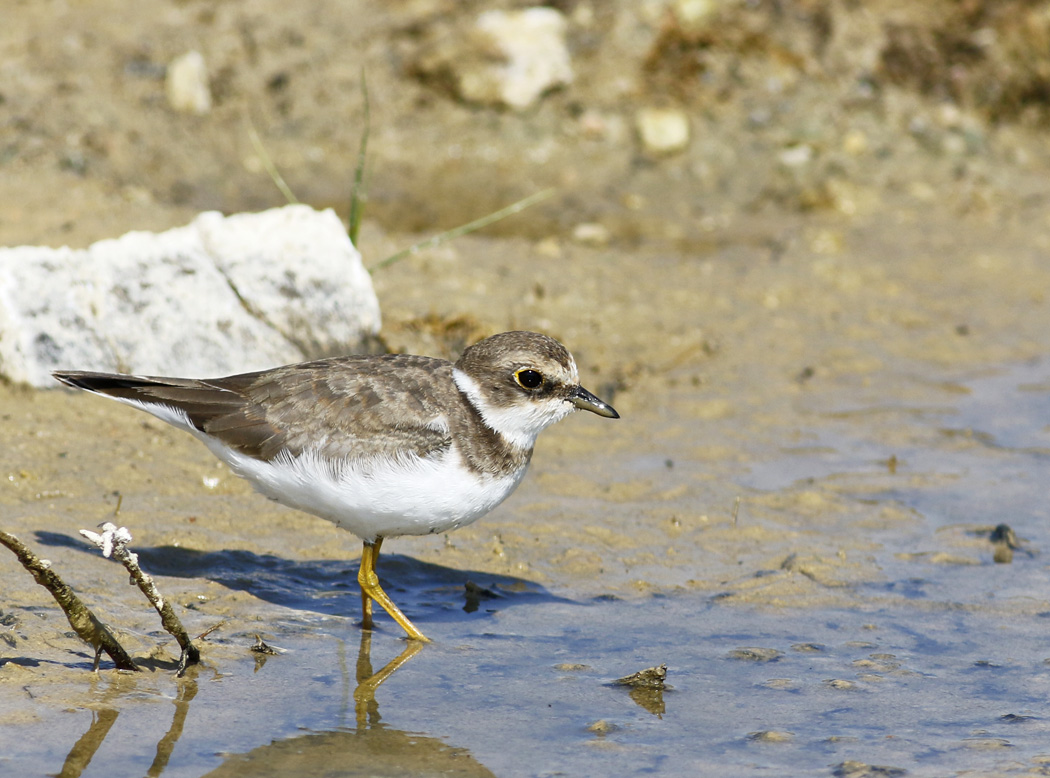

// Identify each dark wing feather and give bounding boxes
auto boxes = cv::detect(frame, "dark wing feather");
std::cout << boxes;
[52,372,245,424]
[54,354,458,464]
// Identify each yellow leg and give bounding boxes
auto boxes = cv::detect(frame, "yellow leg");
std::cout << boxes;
[360,542,376,630]
[357,538,430,642]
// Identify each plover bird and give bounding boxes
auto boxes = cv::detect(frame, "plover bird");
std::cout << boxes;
[54,331,618,641]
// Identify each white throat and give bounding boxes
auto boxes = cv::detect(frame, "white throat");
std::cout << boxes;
[452,368,573,450]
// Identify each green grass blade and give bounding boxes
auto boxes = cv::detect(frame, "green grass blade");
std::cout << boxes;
[348,70,370,247]
[369,188,556,272]
[246,115,299,205]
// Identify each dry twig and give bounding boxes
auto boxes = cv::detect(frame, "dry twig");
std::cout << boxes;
[80,523,200,676]
[0,530,137,671]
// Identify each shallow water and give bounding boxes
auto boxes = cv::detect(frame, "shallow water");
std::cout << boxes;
[749,360,1050,604]
[8,598,1050,777]
[4,360,1050,776]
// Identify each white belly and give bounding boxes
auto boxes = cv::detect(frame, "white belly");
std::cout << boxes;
[206,440,528,542]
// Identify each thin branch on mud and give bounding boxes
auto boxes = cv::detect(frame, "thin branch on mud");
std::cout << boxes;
[80,523,201,676]
[0,530,138,672]
[195,620,226,642]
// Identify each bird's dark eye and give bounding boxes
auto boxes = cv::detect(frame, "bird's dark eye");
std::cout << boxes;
[514,369,544,389]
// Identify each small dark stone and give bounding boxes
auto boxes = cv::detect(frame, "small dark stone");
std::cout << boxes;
[990,524,1019,548]
[463,580,500,613]
[613,664,668,689]
[999,713,1035,723]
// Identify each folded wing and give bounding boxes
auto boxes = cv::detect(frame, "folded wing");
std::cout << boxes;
[53,355,456,464]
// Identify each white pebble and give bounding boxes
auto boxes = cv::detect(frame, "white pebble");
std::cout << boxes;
[572,222,611,247]
[636,108,691,155]
[166,50,212,115]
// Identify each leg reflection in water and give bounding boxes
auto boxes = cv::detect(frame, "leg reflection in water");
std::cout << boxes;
[353,630,424,729]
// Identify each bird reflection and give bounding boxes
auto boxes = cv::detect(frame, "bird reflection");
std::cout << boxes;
[202,632,493,778]
[352,630,424,728]
[55,629,491,777]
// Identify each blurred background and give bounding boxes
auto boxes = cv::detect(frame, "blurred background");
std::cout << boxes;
[7,0,1050,252]
[7,0,1050,366]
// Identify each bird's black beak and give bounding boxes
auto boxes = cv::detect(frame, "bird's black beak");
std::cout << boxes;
[571,386,620,419]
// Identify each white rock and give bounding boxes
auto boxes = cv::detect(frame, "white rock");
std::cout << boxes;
[0,205,381,387]
[166,50,212,115]
[636,107,691,155]
[456,8,573,110]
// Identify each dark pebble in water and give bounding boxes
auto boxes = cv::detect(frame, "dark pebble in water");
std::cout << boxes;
[612,663,668,689]
[833,761,907,777]
[727,647,782,662]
